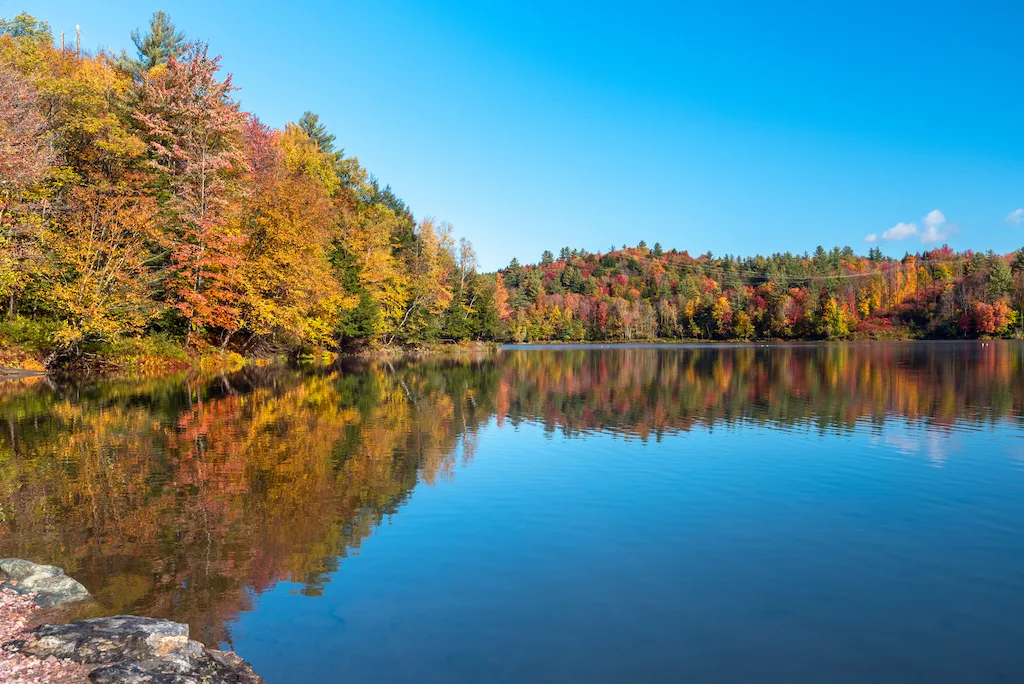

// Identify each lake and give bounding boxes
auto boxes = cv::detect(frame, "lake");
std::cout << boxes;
[2,342,1024,683]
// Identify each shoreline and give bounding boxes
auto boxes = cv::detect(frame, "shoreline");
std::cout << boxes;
[1,589,92,683]
[1,336,1014,384]
[0,559,263,683]
[0,367,48,380]
[501,337,1010,348]
[0,340,502,381]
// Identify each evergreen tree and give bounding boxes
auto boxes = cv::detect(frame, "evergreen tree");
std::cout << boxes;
[442,300,472,340]
[990,256,1012,298]
[298,111,337,154]
[561,266,586,294]
[121,11,185,74]
[326,240,378,342]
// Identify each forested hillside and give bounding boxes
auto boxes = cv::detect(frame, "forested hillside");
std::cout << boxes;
[2,11,1023,372]
[0,11,501,369]
[498,244,1024,341]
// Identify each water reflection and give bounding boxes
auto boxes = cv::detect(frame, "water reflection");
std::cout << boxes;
[500,342,1024,437]
[0,342,1021,646]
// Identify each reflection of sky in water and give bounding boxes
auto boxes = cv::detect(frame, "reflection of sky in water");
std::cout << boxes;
[878,424,960,466]
[234,412,1024,684]
[873,421,1024,469]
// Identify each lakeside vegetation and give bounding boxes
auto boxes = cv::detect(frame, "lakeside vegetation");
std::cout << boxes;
[3,11,1024,373]
[1,11,502,372]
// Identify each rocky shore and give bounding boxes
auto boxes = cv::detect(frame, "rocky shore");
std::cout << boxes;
[0,559,263,683]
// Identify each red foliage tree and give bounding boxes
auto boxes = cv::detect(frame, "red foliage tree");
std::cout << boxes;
[992,299,1011,332]
[0,65,55,318]
[242,116,280,179]
[133,42,247,345]
[0,65,53,189]
[974,301,996,335]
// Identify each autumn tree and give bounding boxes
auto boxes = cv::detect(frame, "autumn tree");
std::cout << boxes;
[820,297,850,339]
[43,187,160,349]
[0,64,53,318]
[711,296,732,337]
[0,66,52,190]
[133,42,247,346]
[733,310,754,340]
[297,111,364,196]
[234,122,353,348]
[2,13,149,336]
[493,272,512,323]
[342,204,410,340]
[0,10,493,367]
[389,218,454,343]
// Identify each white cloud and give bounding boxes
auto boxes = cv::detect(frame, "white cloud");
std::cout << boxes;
[1006,208,1024,225]
[919,209,954,243]
[923,209,945,231]
[882,221,918,241]
[875,209,955,245]
[863,233,878,243]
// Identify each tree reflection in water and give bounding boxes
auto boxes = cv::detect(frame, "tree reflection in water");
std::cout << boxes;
[1,342,1021,645]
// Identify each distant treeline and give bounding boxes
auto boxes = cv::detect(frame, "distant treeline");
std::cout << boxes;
[497,243,1023,342]
[1,11,1022,370]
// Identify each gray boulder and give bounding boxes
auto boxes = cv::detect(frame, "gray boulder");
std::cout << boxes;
[0,558,90,608]
[15,615,263,683]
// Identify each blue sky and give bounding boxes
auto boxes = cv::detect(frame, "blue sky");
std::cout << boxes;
[9,0,1024,270]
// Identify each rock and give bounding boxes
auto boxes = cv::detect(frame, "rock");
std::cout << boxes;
[0,560,263,682]
[19,616,197,664]
[0,558,90,608]
[88,655,264,683]
[0,588,95,683]
[14,615,263,683]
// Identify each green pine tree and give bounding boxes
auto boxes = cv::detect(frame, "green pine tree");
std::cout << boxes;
[121,11,185,74]
[297,111,337,154]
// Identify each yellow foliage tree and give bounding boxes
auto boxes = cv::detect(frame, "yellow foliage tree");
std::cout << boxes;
[388,218,454,343]
[236,129,354,347]
[344,204,410,339]
[43,186,159,347]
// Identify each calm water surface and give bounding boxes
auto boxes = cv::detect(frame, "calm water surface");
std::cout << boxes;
[2,343,1024,682]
